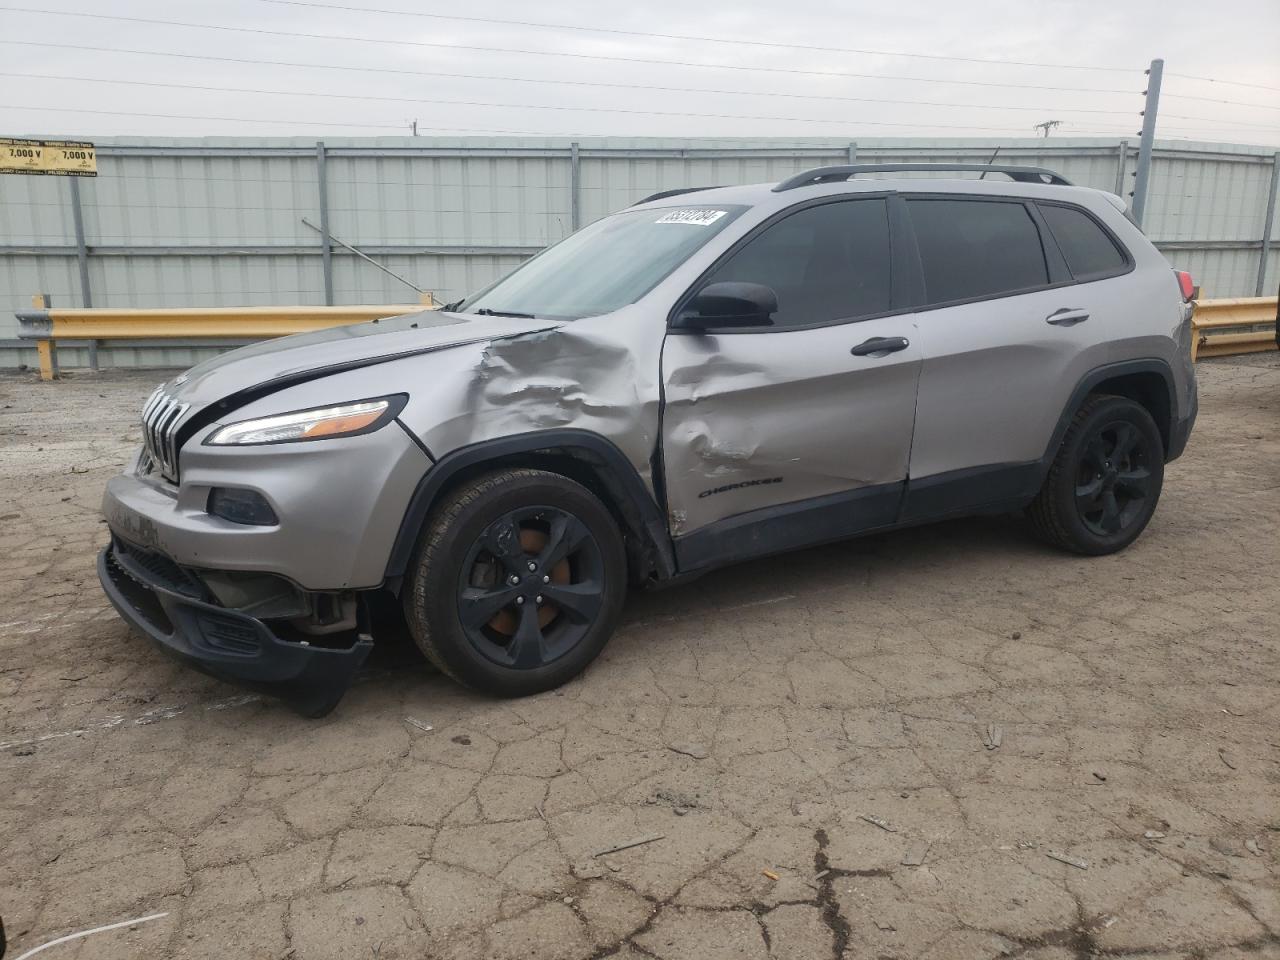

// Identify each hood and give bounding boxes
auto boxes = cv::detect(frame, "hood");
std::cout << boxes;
[161,309,561,414]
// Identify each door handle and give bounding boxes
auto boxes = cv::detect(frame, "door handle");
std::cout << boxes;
[1046,308,1090,326]
[850,336,910,357]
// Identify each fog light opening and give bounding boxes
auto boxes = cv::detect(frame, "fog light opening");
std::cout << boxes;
[207,487,279,526]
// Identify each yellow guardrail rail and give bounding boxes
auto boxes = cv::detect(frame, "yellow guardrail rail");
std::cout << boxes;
[1191,296,1278,360]
[16,293,437,380]
[15,292,1276,380]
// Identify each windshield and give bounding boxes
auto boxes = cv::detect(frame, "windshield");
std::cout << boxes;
[459,204,746,320]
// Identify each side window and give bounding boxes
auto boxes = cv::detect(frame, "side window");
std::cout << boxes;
[906,199,1049,305]
[701,199,892,328]
[1038,203,1129,280]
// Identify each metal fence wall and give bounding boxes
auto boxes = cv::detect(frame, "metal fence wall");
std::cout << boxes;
[2,135,1277,369]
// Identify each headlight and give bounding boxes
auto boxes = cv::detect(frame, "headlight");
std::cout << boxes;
[206,396,405,446]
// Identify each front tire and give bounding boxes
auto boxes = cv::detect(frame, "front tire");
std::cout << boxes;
[404,468,627,696]
[1028,395,1165,555]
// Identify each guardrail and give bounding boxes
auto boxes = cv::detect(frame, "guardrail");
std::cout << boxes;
[16,294,436,380]
[1191,296,1279,360]
[14,293,1278,380]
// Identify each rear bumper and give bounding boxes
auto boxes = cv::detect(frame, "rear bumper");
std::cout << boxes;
[99,541,372,716]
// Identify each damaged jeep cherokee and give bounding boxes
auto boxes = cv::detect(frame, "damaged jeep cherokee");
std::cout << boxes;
[100,163,1198,715]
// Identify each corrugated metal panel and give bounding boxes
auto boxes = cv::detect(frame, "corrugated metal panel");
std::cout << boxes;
[3,135,1277,368]
[0,172,74,245]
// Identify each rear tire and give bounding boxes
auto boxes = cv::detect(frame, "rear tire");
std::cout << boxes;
[1028,395,1164,555]
[404,468,626,696]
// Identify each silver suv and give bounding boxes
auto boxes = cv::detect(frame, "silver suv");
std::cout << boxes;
[100,163,1198,715]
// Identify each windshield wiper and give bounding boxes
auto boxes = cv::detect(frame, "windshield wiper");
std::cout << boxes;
[473,307,536,319]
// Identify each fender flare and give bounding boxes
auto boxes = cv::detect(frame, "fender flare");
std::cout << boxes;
[1040,357,1179,469]
[383,429,674,584]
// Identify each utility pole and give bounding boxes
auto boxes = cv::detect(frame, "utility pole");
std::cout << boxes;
[410,119,419,136]
[1034,120,1062,138]
[1131,58,1163,228]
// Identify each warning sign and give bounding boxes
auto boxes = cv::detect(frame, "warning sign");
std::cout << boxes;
[0,138,97,176]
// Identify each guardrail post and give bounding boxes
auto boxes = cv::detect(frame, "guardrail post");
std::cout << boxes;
[569,142,581,231]
[68,177,98,370]
[1131,58,1163,227]
[847,142,857,164]
[1256,150,1279,297]
[32,293,58,381]
[316,140,334,305]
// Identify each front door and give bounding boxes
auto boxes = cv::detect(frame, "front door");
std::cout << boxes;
[660,196,922,567]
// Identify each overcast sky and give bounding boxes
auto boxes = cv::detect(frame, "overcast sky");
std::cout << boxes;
[2,0,1278,145]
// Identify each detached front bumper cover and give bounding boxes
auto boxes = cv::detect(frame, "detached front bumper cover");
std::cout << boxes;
[99,542,372,717]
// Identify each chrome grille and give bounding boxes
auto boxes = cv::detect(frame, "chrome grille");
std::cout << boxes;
[141,387,190,482]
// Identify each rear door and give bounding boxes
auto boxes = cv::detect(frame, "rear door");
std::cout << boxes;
[900,194,1128,519]
[660,195,922,558]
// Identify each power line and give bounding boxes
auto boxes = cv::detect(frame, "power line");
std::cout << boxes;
[0,104,553,135]
[12,72,1280,134]
[1166,72,1280,94]
[0,43,1138,117]
[253,0,1139,74]
[0,73,1155,127]
[0,98,1060,137]
[0,9,1138,95]
[1161,92,1280,112]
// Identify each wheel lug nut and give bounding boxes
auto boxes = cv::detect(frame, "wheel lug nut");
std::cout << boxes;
[508,574,520,585]
[535,595,544,605]
[542,575,550,583]
[515,596,526,605]
[527,561,537,572]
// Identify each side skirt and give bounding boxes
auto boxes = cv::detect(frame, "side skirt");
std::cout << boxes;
[671,461,1043,576]
[899,461,1042,524]
[673,481,903,573]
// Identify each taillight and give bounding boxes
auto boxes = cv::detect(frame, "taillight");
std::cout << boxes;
[1174,269,1197,301]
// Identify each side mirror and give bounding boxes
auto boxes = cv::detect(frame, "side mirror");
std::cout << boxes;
[674,282,777,330]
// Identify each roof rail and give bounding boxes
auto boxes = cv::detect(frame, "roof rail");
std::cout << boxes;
[633,186,721,205]
[772,163,1072,192]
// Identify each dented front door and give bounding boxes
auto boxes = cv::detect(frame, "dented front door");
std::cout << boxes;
[658,196,922,538]
[660,323,922,536]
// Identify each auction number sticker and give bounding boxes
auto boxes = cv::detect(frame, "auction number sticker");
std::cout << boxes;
[655,208,726,226]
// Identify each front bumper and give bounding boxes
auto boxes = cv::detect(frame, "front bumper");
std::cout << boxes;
[99,540,372,716]
[102,420,432,592]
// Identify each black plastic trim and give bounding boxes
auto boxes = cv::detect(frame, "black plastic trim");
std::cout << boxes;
[383,429,673,583]
[901,462,1042,524]
[673,481,903,572]
[1046,359,1179,464]
[100,545,371,717]
[1023,200,1073,286]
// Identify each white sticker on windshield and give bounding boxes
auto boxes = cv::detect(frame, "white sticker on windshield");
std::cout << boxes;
[655,208,727,226]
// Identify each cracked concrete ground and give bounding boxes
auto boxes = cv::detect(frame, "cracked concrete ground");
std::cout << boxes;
[1,355,1277,960]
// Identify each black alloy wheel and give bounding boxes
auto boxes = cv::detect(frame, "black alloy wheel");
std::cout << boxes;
[1028,394,1165,555]
[1074,419,1155,537]
[404,468,626,696]
[457,506,606,669]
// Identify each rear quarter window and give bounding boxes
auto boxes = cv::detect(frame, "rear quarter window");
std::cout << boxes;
[1038,203,1130,280]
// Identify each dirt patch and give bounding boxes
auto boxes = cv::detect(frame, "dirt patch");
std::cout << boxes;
[0,357,1277,958]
